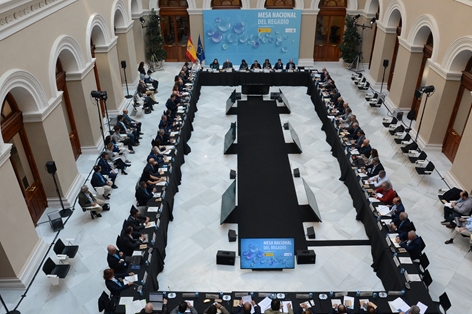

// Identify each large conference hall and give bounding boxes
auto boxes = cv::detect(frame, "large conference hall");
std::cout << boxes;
[0,1,472,313]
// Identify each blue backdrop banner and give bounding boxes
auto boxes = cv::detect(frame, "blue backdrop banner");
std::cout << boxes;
[203,9,302,67]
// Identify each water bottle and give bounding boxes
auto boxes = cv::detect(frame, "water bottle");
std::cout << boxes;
[372,292,377,299]
[145,260,149,266]
[163,291,167,297]
[394,252,397,257]
[377,215,381,221]
[401,290,405,296]
[195,292,199,298]
[220,291,224,298]
[250,292,254,297]
[400,268,405,275]
[309,292,313,299]
[356,291,360,297]
[329,291,333,298]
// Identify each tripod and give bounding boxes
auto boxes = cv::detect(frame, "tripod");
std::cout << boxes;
[349,16,376,72]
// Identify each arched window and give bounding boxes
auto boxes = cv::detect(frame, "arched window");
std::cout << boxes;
[211,0,241,9]
[265,0,294,9]
[319,0,346,7]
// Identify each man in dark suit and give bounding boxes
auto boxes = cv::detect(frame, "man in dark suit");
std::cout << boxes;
[140,158,166,192]
[364,157,384,178]
[126,206,150,231]
[90,165,115,196]
[155,129,171,145]
[166,94,178,117]
[136,181,155,206]
[123,109,142,134]
[233,300,261,314]
[390,197,405,221]
[222,59,233,70]
[285,59,296,70]
[98,152,118,182]
[273,59,284,70]
[107,245,127,273]
[250,60,262,70]
[392,212,414,240]
[116,115,139,145]
[119,226,145,257]
[397,231,422,260]
[358,139,372,159]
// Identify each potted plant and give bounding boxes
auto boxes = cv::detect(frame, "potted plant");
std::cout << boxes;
[144,9,167,70]
[339,15,361,68]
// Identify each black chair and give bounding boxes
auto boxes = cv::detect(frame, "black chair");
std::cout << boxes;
[116,235,121,251]
[389,125,405,135]
[358,81,370,91]
[42,257,70,285]
[419,253,430,271]
[415,161,435,182]
[434,292,451,313]
[98,291,116,313]
[382,117,397,128]
[408,150,426,163]
[419,236,426,251]
[410,221,416,231]
[421,269,433,287]
[401,141,418,153]
[53,239,79,259]
[394,133,411,144]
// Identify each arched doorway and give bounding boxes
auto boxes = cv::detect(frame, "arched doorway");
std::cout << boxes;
[442,56,472,162]
[314,0,346,61]
[411,33,433,117]
[160,0,190,62]
[56,59,82,160]
[1,93,47,225]
[387,18,401,91]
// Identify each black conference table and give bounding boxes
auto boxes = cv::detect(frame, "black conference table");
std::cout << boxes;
[115,70,437,313]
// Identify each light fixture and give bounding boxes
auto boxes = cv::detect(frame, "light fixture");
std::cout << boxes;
[353,14,361,20]
[421,85,435,94]
[370,17,376,25]
[91,90,107,100]
[139,16,145,28]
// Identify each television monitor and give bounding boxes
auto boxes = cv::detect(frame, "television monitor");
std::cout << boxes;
[241,84,270,95]
[240,238,295,270]
[288,122,302,153]
[223,122,236,154]
[226,89,237,114]
[302,178,322,222]
[220,180,237,224]
[279,89,291,113]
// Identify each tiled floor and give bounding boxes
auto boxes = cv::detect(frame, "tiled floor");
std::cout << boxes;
[1,62,470,314]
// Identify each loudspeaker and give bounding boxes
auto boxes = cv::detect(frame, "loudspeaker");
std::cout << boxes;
[296,250,316,264]
[228,229,237,242]
[383,59,389,67]
[230,170,236,180]
[396,111,403,121]
[307,226,316,239]
[45,161,57,175]
[293,168,300,178]
[48,210,64,232]
[283,123,289,130]
[407,110,416,120]
[121,60,127,69]
[216,250,235,265]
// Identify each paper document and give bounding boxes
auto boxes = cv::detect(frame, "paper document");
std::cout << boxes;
[123,274,137,284]
[242,295,255,313]
[145,221,156,228]
[132,251,142,256]
[444,202,453,208]
[343,296,354,309]
[147,207,159,212]
[126,300,146,314]
[170,132,179,137]
[331,299,342,307]
[350,149,359,155]
[359,173,368,178]
[389,297,410,313]
[359,299,369,310]
[119,297,133,305]
[369,197,379,203]
[281,301,292,313]
[156,181,167,186]
[417,302,428,314]
[376,193,383,198]
[408,274,422,282]
[399,257,413,264]
[377,205,391,216]
[258,297,272,312]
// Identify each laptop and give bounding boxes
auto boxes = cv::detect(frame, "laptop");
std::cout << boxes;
[149,293,164,310]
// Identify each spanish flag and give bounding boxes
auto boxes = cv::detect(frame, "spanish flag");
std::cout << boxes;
[186,36,197,62]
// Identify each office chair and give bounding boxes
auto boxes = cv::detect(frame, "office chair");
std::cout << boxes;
[421,269,433,288]
[434,292,451,313]
[53,239,79,259]
[408,150,426,163]
[42,257,70,285]
[415,161,435,185]
[382,116,397,128]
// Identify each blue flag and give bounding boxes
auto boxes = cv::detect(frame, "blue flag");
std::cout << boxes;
[197,35,205,63]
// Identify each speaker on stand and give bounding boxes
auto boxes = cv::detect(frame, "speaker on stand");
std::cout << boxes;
[45,161,72,218]
[121,60,133,99]
[380,59,389,95]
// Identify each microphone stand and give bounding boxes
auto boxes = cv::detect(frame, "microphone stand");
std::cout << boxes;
[0,294,21,314]
[415,92,431,143]
[93,97,106,145]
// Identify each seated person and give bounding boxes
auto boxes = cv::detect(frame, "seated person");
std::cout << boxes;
[399,305,420,314]
[123,109,142,134]
[91,165,114,197]
[156,129,171,145]
[329,304,352,314]
[233,300,260,314]
[442,191,472,226]
[166,94,178,117]
[105,142,131,169]
[262,59,272,69]
[126,206,150,231]
[116,115,139,145]
[273,59,284,70]
[209,58,220,70]
[136,181,158,206]
[391,212,414,240]
[363,148,379,166]
[107,245,127,273]
[239,59,249,71]
[396,231,422,260]
[141,300,168,314]
[264,300,292,314]
[119,225,146,257]
[170,301,198,314]
[222,59,233,70]
[358,139,372,159]
[445,216,472,244]
[78,185,104,217]
[148,145,165,164]
[204,303,229,314]
[367,170,388,188]
[179,69,190,84]
[250,60,262,70]
[144,70,159,91]
[97,152,119,180]
[359,301,383,314]
[285,58,296,70]
[374,181,395,205]
[112,125,136,151]
[137,79,156,101]
[297,302,315,314]
[363,157,384,177]
[389,196,405,220]
[141,158,167,191]
[103,268,134,298]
